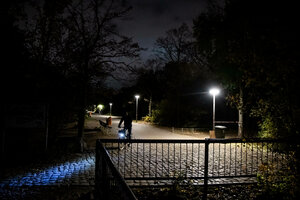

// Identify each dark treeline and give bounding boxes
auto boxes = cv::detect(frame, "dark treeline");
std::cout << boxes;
[1,0,142,152]
[129,0,300,139]
[1,0,299,151]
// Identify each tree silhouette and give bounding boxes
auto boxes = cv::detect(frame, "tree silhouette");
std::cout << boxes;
[21,0,142,150]
[193,0,300,138]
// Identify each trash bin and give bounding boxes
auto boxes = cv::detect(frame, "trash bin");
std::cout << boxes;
[106,117,112,126]
[215,125,226,138]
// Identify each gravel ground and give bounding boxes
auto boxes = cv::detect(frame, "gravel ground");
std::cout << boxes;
[132,184,261,200]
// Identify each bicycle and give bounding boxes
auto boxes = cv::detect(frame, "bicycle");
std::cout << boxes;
[118,127,131,149]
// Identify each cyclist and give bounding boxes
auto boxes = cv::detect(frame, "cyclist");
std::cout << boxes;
[118,111,132,140]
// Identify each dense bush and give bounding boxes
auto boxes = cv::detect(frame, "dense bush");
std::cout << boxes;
[257,151,299,199]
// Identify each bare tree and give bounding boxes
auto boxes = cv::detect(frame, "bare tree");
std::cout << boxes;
[155,23,193,63]
[63,0,141,150]
[21,0,142,151]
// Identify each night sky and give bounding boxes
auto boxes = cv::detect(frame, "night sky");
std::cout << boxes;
[118,0,206,60]
[106,0,207,88]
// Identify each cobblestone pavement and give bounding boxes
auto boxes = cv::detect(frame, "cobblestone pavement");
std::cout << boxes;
[0,152,95,187]
[103,141,287,186]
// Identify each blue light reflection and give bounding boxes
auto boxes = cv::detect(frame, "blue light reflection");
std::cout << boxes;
[0,156,95,186]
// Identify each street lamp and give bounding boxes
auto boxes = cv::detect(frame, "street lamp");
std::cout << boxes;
[97,104,104,114]
[109,103,112,116]
[209,88,220,130]
[135,95,140,122]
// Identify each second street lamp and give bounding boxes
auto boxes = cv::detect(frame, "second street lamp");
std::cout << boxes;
[135,95,140,122]
[109,103,112,116]
[209,88,220,130]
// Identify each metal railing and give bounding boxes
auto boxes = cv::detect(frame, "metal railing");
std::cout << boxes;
[95,140,137,200]
[100,138,293,182]
[98,138,295,199]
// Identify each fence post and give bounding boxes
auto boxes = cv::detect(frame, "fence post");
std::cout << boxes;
[203,138,209,200]
[95,140,101,199]
[95,140,108,199]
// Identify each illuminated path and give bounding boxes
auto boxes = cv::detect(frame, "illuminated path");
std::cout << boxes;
[0,152,95,187]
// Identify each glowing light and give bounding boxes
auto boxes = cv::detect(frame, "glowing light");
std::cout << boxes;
[119,133,125,139]
[209,88,220,96]
[97,104,104,110]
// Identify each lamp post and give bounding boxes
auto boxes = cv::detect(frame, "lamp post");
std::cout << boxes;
[109,103,112,116]
[209,88,220,130]
[135,95,140,122]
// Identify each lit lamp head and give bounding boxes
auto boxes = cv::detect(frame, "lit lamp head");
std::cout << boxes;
[135,95,140,99]
[109,103,112,106]
[97,104,104,110]
[209,88,220,96]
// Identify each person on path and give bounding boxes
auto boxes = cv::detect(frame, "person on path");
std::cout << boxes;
[118,111,132,140]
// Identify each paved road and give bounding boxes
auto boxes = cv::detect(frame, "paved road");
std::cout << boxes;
[0,115,201,190]
[97,114,203,139]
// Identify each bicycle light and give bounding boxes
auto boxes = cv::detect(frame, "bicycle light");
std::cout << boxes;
[118,130,126,139]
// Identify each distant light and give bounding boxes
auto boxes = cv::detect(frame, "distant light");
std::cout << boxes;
[135,95,140,99]
[109,103,112,106]
[97,104,104,110]
[209,88,220,96]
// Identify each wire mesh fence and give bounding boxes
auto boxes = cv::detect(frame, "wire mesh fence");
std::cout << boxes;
[100,139,292,185]
[96,138,296,199]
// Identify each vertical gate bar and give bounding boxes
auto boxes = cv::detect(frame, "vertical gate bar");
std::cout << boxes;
[143,142,145,178]
[174,143,176,177]
[224,143,226,176]
[124,144,126,178]
[95,140,100,197]
[186,143,188,177]
[137,143,139,177]
[240,142,243,176]
[162,143,164,176]
[277,143,279,170]
[212,143,215,175]
[118,142,120,171]
[180,143,182,172]
[130,143,132,178]
[257,142,259,173]
[246,142,248,175]
[229,143,232,176]
[155,143,158,178]
[271,142,274,170]
[198,143,200,177]
[203,139,209,200]
[266,142,269,175]
[251,142,253,175]
[261,142,264,167]
[192,143,194,177]
[218,143,220,177]
[235,143,237,176]
[168,143,170,176]
[281,145,284,170]
[149,143,151,177]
